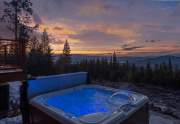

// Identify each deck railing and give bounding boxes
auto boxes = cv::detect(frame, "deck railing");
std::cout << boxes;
[0,41,19,67]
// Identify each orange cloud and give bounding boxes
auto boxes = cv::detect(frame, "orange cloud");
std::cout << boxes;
[36,20,179,56]
[78,23,140,40]
[39,24,77,35]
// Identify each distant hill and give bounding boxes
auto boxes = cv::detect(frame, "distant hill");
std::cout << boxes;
[132,55,180,68]
[53,54,180,69]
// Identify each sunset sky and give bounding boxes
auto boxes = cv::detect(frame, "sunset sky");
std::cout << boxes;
[1,0,180,56]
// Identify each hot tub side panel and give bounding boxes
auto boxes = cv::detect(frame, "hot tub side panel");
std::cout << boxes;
[121,103,149,124]
[29,105,61,124]
[29,103,149,124]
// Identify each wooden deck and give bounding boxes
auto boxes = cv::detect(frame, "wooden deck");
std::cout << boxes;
[0,65,25,119]
[0,66,25,84]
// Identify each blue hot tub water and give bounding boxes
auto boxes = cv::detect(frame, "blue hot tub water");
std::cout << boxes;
[46,87,131,118]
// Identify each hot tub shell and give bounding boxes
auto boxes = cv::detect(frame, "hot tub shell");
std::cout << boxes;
[30,85,149,124]
[20,72,149,124]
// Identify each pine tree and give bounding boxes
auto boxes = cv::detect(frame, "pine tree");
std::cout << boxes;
[139,66,145,83]
[153,64,160,85]
[112,51,117,64]
[42,29,50,54]
[56,40,71,73]
[27,30,53,75]
[62,40,71,65]
[41,30,53,74]
[63,40,71,57]
[168,57,173,73]
[145,62,153,84]
[167,58,173,84]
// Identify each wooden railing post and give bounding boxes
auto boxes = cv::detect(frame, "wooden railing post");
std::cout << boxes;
[20,80,30,124]
[0,84,9,119]
[4,45,7,65]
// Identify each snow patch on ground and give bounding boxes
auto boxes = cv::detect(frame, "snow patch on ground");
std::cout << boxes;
[150,111,180,124]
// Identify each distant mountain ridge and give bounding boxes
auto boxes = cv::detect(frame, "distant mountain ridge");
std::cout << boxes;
[131,55,180,68]
[53,54,180,68]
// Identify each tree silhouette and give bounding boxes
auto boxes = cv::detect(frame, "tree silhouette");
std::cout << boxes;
[1,0,36,69]
[144,62,153,84]
[1,0,33,40]
[63,40,71,57]
[112,51,117,64]
[27,30,53,75]
[41,29,51,54]
[53,54,180,88]
[56,40,71,73]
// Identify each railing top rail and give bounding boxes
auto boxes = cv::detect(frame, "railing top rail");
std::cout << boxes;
[0,38,17,42]
[0,42,17,48]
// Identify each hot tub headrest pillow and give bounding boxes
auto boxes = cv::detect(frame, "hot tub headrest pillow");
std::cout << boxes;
[27,72,88,99]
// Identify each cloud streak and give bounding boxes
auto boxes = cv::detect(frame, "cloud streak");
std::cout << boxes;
[0,0,180,55]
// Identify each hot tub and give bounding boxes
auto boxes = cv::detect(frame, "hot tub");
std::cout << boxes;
[30,85,148,124]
